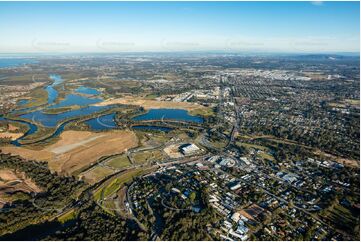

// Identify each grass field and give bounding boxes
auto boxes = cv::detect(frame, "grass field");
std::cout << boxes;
[58,209,77,224]
[94,168,145,201]
[258,151,275,161]
[42,105,80,114]
[81,166,115,185]
[144,93,159,99]
[189,106,214,117]
[106,155,131,169]
[345,99,360,106]
[208,139,227,149]
[22,87,48,108]
[132,150,165,165]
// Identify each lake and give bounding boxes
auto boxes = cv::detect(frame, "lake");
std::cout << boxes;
[132,109,203,123]
[20,105,110,127]
[85,113,117,131]
[75,86,100,95]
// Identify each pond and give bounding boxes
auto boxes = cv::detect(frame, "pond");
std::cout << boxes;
[132,109,203,123]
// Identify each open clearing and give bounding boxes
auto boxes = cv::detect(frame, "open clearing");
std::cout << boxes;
[0,130,138,175]
[131,150,166,165]
[80,166,115,185]
[93,97,206,111]
[94,168,144,201]
[0,168,42,206]
[163,144,183,158]
[106,155,132,169]
[7,124,19,131]
[0,132,24,140]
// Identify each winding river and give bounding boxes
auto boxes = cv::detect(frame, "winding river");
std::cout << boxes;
[2,74,203,146]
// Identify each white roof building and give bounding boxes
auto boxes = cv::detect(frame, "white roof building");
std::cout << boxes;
[180,143,200,155]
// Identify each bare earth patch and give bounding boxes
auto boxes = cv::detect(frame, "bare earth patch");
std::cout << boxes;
[0,130,138,175]
[163,144,183,159]
[0,168,42,207]
[7,124,19,132]
[93,97,205,111]
[0,132,24,140]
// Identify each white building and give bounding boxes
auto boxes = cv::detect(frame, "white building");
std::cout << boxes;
[180,143,200,155]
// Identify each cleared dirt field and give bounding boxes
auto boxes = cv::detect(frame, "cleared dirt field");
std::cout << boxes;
[163,144,183,159]
[7,124,19,131]
[0,132,24,140]
[93,97,206,111]
[0,168,42,207]
[0,130,138,175]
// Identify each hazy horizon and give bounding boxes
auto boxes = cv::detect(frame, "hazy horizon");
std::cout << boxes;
[0,1,359,53]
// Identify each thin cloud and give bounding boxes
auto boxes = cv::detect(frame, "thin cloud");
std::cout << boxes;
[311,1,324,6]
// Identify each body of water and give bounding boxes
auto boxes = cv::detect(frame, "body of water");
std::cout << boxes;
[6,74,112,145]
[46,74,64,105]
[19,74,106,127]
[75,86,100,95]
[0,58,36,68]
[20,106,110,127]
[85,113,117,131]
[6,119,39,147]
[17,99,30,106]
[50,94,102,109]
[7,75,202,146]
[132,109,203,123]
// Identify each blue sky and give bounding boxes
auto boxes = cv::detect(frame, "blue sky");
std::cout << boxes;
[0,1,359,53]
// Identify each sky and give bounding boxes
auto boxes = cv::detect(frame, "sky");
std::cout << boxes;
[0,1,359,53]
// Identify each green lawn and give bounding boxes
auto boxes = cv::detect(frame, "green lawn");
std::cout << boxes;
[106,155,131,169]
[189,107,214,117]
[94,168,144,200]
[58,209,77,224]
